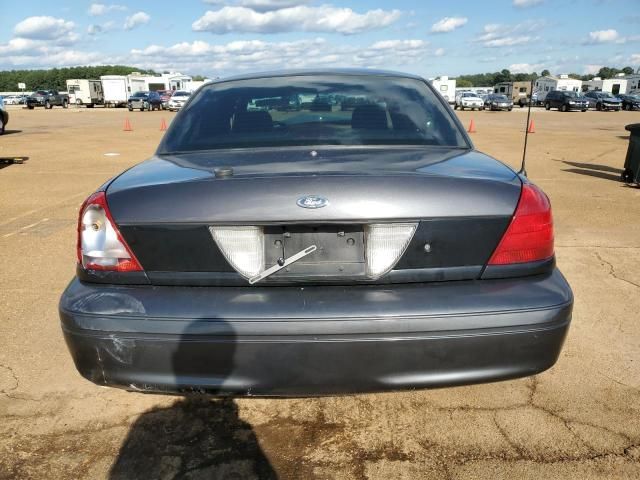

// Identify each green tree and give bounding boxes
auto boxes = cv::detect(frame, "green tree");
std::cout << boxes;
[597,67,619,79]
[622,66,634,75]
[0,65,157,91]
[540,69,550,77]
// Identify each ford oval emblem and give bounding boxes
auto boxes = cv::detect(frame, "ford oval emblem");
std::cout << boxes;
[297,195,329,209]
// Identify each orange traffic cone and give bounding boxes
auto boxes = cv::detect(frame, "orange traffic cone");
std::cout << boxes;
[527,119,535,133]
[467,119,476,133]
[160,118,168,131]
[123,118,133,132]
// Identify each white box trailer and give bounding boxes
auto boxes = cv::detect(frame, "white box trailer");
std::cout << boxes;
[587,74,640,94]
[66,79,104,107]
[535,75,582,94]
[429,76,456,104]
[100,75,129,107]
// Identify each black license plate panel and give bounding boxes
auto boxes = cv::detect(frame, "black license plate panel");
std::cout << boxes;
[264,225,365,276]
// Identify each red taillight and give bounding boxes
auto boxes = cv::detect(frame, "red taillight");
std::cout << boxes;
[488,183,554,265]
[76,191,143,272]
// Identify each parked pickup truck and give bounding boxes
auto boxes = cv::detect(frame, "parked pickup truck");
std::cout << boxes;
[26,90,69,109]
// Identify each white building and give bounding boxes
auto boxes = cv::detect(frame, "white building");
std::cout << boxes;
[535,74,582,94]
[100,75,129,107]
[98,73,211,106]
[66,79,104,107]
[125,72,196,93]
[623,74,640,93]
[429,76,456,103]
[582,74,631,95]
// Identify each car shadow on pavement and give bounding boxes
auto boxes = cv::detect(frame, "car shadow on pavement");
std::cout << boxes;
[0,156,28,169]
[560,160,623,182]
[108,319,278,480]
[108,397,277,480]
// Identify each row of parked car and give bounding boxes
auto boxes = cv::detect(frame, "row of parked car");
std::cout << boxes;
[127,90,191,112]
[1,89,192,112]
[453,89,640,112]
[454,92,516,111]
[2,94,29,105]
[544,90,640,112]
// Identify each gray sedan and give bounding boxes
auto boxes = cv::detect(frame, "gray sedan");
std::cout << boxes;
[60,70,573,396]
[486,94,514,111]
[583,91,622,111]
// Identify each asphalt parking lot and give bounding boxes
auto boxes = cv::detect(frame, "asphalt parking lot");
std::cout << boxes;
[1,105,639,479]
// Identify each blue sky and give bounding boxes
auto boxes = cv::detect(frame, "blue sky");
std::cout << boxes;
[1,0,639,78]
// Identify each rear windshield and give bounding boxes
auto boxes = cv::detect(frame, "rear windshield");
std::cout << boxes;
[159,75,467,153]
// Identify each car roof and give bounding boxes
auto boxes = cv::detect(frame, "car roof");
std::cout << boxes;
[209,68,425,85]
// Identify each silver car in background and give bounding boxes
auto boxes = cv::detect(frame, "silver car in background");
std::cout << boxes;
[167,91,191,111]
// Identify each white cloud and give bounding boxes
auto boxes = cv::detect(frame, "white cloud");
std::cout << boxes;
[370,39,426,50]
[434,47,445,56]
[88,3,127,16]
[587,29,619,44]
[87,24,102,35]
[87,21,116,36]
[124,11,150,30]
[628,54,640,65]
[513,0,544,8]
[125,37,428,73]
[509,62,544,73]
[485,36,532,47]
[0,38,43,56]
[14,16,76,41]
[192,6,401,34]
[0,35,103,67]
[430,17,467,33]
[477,21,543,48]
[237,0,311,11]
[584,64,603,75]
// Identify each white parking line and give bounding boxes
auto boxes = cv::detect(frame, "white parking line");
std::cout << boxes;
[0,192,85,227]
[2,218,49,238]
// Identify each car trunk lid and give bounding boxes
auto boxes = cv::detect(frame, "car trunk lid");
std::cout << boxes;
[105,147,521,284]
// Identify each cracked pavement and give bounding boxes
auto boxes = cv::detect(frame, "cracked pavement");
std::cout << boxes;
[0,107,639,479]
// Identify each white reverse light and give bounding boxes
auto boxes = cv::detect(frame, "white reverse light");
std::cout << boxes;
[364,223,417,278]
[77,191,142,272]
[209,226,264,279]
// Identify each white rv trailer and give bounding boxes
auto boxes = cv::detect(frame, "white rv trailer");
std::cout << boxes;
[535,74,582,94]
[582,74,632,95]
[429,76,456,104]
[66,79,104,107]
[125,72,195,92]
[100,75,129,107]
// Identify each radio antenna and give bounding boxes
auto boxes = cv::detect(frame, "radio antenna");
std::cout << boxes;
[519,78,535,177]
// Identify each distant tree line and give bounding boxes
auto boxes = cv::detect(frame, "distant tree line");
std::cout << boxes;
[0,66,157,91]
[454,66,637,87]
[1,64,636,91]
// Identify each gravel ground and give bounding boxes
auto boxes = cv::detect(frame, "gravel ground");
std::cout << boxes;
[0,105,639,479]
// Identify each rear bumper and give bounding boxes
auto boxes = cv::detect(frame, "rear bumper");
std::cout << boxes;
[60,270,573,396]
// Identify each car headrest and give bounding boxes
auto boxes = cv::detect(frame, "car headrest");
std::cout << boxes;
[389,112,419,132]
[351,105,388,130]
[233,111,273,133]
